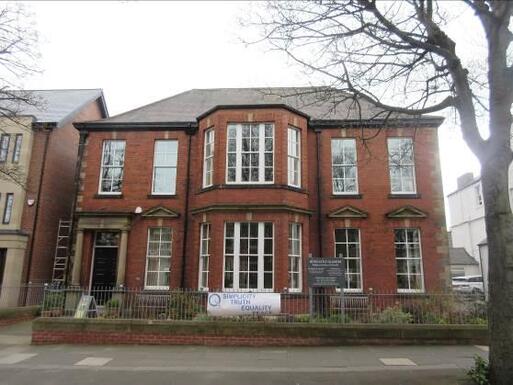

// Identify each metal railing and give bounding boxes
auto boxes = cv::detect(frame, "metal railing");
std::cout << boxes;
[40,286,488,325]
[0,284,47,308]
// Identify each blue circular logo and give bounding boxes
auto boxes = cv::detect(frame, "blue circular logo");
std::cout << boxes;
[208,294,221,307]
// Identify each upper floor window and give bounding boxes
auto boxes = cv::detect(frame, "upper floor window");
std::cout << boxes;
[334,228,362,291]
[12,134,22,163]
[152,140,178,195]
[203,129,215,188]
[0,134,10,162]
[395,228,424,293]
[2,193,13,224]
[475,184,483,206]
[226,123,273,184]
[388,138,416,194]
[287,127,301,187]
[99,140,125,194]
[145,227,172,290]
[331,138,358,194]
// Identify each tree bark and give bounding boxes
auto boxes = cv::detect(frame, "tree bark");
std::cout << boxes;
[481,151,513,385]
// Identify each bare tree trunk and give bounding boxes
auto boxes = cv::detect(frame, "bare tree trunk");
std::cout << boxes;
[481,152,513,385]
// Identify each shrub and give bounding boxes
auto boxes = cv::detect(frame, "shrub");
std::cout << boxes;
[43,291,65,310]
[468,355,489,385]
[167,292,202,320]
[373,306,413,324]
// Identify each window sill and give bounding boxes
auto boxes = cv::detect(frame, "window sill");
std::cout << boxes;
[198,184,308,194]
[331,194,362,199]
[94,194,123,199]
[388,193,421,199]
[147,194,178,199]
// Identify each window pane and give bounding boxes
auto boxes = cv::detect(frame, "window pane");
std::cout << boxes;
[153,141,178,194]
[394,229,423,292]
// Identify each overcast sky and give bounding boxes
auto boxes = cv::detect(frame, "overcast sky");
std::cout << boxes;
[19,1,483,225]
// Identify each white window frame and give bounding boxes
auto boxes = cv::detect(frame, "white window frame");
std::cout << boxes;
[2,193,13,224]
[287,127,301,187]
[331,138,358,194]
[198,223,210,291]
[475,184,483,206]
[12,134,22,163]
[387,137,417,194]
[225,123,274,184]
[288,223,302,292]
[0,134,10,163]
[223,222,274,291]
[334,228,363,292]
[98,140,126,195]
[394,228,425,293]
[152,140,178,195]
[203,129,215,188]
[144,227,172,290]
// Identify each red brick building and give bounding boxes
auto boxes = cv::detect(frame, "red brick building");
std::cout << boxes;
[71,88,449,294]
[0,89,107,306]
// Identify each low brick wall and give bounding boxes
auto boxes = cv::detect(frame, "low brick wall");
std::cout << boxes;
[32,318,488,346]
[0,306,40,327]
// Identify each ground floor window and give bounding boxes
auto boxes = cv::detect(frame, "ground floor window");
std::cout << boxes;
[334,228,362,291]
[288,223,302,292]
[198,223,210,290]
[145,227,172,290]
[224,222,273,291]
[394,228,424,293]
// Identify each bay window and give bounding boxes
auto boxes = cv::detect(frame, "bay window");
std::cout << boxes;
[203,129,214,187]
[226,123,273,183]
[198,223,210,290]
[288,223,302,292]
[12,134,22,163]
[224,222,273,290]
[287,127,301,187]
[0,134,10,162]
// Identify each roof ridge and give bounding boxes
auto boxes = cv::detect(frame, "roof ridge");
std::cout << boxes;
[12,88,103,92]
[104,89,192,121]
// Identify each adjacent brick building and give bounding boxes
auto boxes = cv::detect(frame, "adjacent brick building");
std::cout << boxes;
[0,89,108,306]
[71,87,450,294]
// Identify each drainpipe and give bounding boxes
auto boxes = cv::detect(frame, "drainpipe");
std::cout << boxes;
[180,125,194,288]
[315,128,323,257]
[24,125,52,288]
[64,130,89,286]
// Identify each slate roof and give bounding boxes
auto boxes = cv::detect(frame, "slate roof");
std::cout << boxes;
[84,87,443,125]
[449,247,479,265]
[0,89,107,127]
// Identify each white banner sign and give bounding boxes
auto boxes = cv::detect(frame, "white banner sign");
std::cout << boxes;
[207,292,281,316]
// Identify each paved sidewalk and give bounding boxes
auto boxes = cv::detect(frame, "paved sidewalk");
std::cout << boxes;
[0,321,32,345]
[0,342,487,385]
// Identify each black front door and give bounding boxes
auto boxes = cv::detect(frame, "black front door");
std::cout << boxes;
[91,231,119,304]
[92,247,117,288]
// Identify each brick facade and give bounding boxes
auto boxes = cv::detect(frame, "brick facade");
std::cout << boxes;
[73,101,450,293]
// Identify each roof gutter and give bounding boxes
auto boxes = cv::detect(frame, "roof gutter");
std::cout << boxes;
[73,121,198,131]
[309,116,445,129]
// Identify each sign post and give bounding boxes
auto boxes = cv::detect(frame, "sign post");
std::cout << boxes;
[307,257,346,318]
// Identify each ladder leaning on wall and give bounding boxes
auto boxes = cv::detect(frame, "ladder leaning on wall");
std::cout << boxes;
[51,219,72,284]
